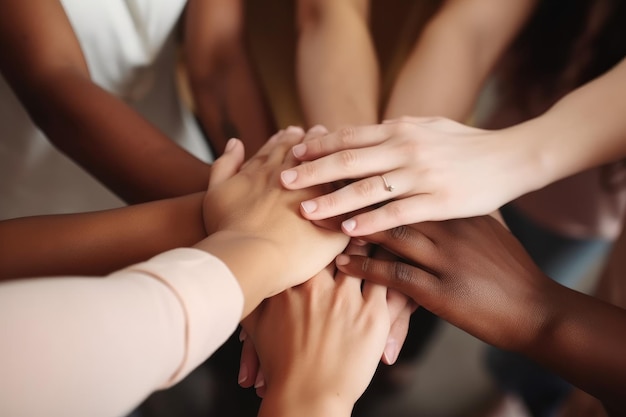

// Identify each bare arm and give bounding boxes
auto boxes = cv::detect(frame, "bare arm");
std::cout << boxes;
[385,0,537,121]
[296,0,378,129]
[336,217,626,414]
[0,193,205,281]
[0,0,211,203]
[184,0,275,157]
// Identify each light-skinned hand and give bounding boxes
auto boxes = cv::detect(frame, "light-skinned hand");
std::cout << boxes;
[280,117,539,236]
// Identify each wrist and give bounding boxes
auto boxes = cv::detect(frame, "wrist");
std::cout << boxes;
[193,231,282,317]
[499,119,555,195]
[259,385,354,417]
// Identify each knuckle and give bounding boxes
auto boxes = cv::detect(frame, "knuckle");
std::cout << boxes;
[338,149,359,170]
[316,193,339,211]
[393,262,415,285]
[352,178,376,198]
[387,225,412,243]
[337,126,357,147]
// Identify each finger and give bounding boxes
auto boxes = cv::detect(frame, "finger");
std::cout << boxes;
[238,334,259,388]
[335,255,439,307]
[362,280,387,304]
[208,138,245,188]
[296,169,410,221]
[254,368,266,398]
[334,240,370,291]
[339,195,438,236]
[267,126,307,168]
[281,144,401,190]
[303,124,329,142]
[363,224,439,267]
[291,123,393,161]
[284,124,329,166]
[383,300,412,365]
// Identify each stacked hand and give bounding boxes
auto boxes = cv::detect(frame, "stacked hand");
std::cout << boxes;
[280,117,537,235]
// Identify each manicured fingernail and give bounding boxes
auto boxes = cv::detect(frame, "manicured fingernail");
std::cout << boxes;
[254,373,265,389]
[238,363,248,385]
[292,143,307,158]
[300,200,318,214]
[336,254,350,266]
[281,170,297,185]
[383,339,399,364]
[286,125,305,134]
[352,238,367,246]
[225,138,237,152]
[342,219,357,232]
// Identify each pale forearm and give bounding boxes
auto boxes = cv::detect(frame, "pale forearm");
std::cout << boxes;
[0,193,206,280]
[385,0,536,121]
[296,0,378,129]
[510,58,626,190]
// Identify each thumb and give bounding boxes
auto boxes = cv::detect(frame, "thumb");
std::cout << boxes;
[208,138,245,189]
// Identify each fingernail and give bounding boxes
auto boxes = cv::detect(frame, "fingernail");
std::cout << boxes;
[238,363,248,385]
[383,339,399,364]
[353,238,367,246]
[225,138,237,152]
[238,328,247,342]
[309,124,328,133]
[292,143,306,158]
[254,372,265,389]
[281,170,297,185]
[342,219,357,232]
[300,200,318,214]
[286,125,305,134]
[336,254,350,266]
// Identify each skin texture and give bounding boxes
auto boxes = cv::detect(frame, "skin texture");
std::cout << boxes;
[0,0,211,203]
[185,0,275,157]
[383,0,536,120]
[196,127,350,316]
[280,58,626,236]
[296,0,535,128]
[335,217,626,415]
[296,0,377,130]
[0,130,354,417]
[246,266,391,417]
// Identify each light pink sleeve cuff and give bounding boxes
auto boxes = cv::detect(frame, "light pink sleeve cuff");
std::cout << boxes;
[125,248,244,386]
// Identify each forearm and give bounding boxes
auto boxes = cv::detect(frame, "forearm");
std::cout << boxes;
[0,193,206,280]
[296,0,378,129]
[525,284,626,413]
[0,248,242,417]
[189,51,274,157]
[385,0,536,121]
[185,0,274,157]
[13,70,211,203]
[509,58,626,190]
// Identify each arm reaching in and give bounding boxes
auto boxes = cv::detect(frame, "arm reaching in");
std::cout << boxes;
[280,58,626,236]
[245,266,390,417]
[0,0,211,203]
[335,217,626,414]
[0,128,350,417]
[184,0,275,156]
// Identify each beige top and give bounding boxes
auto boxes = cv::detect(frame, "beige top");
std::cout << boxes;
[0,248,243,417]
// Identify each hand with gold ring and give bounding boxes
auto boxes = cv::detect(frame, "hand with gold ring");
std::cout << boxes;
[279,117,535,236]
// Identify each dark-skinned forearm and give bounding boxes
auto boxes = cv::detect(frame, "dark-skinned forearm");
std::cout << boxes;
[13,70,211,203]
[0,193,206,281]
[524,283,626,414]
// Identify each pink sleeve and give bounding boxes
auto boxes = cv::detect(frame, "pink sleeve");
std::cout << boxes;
[0,248,243,417]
